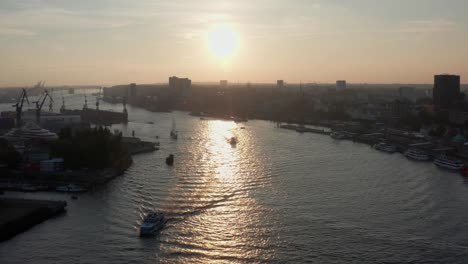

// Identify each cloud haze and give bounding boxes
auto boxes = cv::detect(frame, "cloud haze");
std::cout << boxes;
[0,0,467,86]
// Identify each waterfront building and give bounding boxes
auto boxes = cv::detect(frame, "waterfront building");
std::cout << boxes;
[399,86,416,102]
[449,110,468,125]
[169,76,191,98]
[277,80,284,89]
[127,83,137,98]
[220,80,228,89]
[391,99,411,119]
[433,74,460,109]
[336,80,346,91]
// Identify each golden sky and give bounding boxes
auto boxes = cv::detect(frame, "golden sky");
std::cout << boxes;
[0,0,467,86]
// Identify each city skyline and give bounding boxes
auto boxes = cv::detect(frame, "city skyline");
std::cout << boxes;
[1,0,468,86]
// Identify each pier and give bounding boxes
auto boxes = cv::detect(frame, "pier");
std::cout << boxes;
[0,198,67,242]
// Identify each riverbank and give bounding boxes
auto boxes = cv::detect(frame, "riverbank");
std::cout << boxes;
[0,153,133,193]
[0,198,67,242]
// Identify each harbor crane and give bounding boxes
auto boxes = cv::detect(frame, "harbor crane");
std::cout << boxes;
[33,90,53,124]
[12,89,29,128]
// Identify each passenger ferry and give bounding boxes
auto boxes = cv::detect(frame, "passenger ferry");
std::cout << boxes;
[433,155,463,171]
[140,211,166,237]
[404,148,430,161]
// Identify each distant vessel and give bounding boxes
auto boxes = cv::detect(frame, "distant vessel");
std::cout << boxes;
[56,184,86,192]
[404,148,430,161]
[140,211,166,237]
[166,154,174,166]
[170,117,178,139]
[229,137,238,145]
[373,142,397,153]
[434,155,463,171]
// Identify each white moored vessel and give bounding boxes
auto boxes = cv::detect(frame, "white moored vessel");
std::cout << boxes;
[373,142,397,153]
[433,155,463,171]
[56,184,86,192]
[404,148,430,161]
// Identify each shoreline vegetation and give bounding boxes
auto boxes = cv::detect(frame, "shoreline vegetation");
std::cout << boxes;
[0,127,134,192]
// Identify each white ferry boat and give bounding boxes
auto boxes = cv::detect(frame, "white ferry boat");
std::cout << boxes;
[404,148,430,161]
[433,155,463,171]
[140,211,166,237]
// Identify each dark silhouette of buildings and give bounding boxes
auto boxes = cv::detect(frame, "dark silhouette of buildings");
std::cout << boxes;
[127,83,137,99]
[433,74,460,109]
[169,76,191,98]
[336,80,346,91]
[220,80,228,89]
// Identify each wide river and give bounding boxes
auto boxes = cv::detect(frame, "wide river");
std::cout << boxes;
[2,92,468,263]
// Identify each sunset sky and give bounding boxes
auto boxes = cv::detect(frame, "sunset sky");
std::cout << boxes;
[0,0,467,86]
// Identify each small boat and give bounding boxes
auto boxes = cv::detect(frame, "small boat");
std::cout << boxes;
[373,142,397,153]
[166,154,174,166]
[147,122,154,124]
[229,137,238,145]
[170,117,178,140]
[404,148,430,161]
[56,184,86,193]
[140,211,166,237]
[434,155,463,171]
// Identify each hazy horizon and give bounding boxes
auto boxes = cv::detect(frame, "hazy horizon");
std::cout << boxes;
[1,0,467,86]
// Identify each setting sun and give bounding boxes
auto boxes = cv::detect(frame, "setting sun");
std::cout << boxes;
[206,25,238,60]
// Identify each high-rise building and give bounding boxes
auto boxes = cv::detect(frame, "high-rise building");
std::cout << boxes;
[399,86,416,102]
[128,83,137,98]
[433,74,460,109]
[336,80,346,91]
[169,76,191,98]
[277,80,284,90]
[220,80,228,88]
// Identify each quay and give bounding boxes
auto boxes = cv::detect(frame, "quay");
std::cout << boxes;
[279,124,331,135]
[0,198,67,242]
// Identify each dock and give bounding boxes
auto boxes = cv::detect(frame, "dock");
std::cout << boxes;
[0,198,67,242]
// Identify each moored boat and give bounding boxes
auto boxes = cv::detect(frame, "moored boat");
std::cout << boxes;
[373,142,397,153]
[20,184,38,192]
[56,184,86,193]
[404,148,430,161]
[433,155,463,171]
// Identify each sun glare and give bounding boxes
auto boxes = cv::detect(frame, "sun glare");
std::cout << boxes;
[207,25,238,61]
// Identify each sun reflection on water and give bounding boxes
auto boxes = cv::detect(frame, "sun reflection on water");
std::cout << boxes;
[158,119,277,263]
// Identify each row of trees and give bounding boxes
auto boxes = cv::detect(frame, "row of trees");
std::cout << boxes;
[51,127,126,170]
[0,139,22,169]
